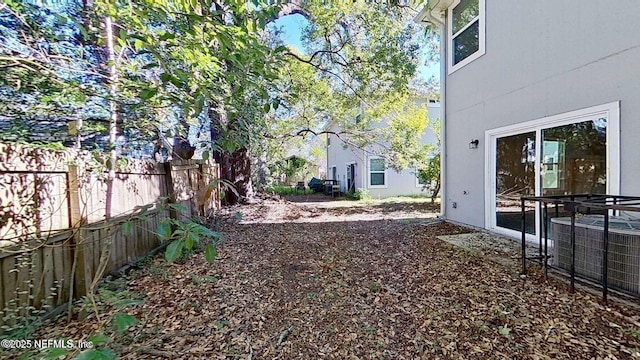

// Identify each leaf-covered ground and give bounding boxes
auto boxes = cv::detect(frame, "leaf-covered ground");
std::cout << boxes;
[12,196,640,359]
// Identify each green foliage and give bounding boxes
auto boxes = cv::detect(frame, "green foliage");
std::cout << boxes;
[383,101,432,171]
[346,188,372,201]
[79,278,141,316]
[204,243,217,264]
[264,185,314,196]
[268,156,316,184]
[113,313,137,333]
[164,239,185,263]
[499,325,512,338]
[301,0,421,104]
[93,0,285,156]
[156,221,172,242]
[157,218,221,264]
[261,2,430,185]
[416,119,441,202]
[282,156,308,180]
[0,2,110,147]
[59,279,143,360]
[121,221,133,236]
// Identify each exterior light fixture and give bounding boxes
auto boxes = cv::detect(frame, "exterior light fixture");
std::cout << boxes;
[469,139,479,149]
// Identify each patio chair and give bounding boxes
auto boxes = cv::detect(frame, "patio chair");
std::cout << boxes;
[331,182,341,197]
[295,181,306,194]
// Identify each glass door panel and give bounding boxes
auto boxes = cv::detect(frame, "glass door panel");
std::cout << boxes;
[541,118,608,219]
[496,132,536,234]
[541,118,607,196]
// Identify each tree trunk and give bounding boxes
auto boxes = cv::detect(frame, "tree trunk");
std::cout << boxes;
[213,147,255,206]
[430,179,441,204]
[210,108,255,206]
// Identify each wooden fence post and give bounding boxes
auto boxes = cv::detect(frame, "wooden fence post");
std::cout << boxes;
[198,162,206,217]
[215,163,221,210]
[67,165,88,297]
[163,161,177,221]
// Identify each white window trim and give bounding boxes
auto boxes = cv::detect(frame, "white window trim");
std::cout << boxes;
[483,101,621,241]
[367,156,388,189]
[447,0,486,75]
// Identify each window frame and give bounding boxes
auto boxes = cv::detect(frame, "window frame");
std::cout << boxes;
[447,0,486,74]
[368,156,387,188]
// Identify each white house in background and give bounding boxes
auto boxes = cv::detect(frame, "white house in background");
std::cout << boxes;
[416,0,640,239]
[325,99,441,198]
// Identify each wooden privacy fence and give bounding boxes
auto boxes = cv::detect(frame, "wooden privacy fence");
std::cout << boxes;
[0,143,220,329]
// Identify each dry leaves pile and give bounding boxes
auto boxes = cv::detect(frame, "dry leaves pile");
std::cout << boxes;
[21,197,640,358]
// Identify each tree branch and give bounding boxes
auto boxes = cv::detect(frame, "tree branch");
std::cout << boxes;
[283,52,363,101]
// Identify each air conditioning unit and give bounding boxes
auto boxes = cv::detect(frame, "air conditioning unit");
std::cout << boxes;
[552,215,640,295]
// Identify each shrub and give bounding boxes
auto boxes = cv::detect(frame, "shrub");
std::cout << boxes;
[346,188,372,201]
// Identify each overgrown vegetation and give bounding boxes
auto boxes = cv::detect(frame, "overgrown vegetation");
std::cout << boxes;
[345,188,372,201]
[417,119,441,202]
[156,205,221,264]
[0,275,143,360]
[265,185,315,196]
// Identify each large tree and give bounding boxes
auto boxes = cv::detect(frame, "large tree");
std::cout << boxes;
[2,0,434,205]
[260,1,430,187]
[90,0,284,203]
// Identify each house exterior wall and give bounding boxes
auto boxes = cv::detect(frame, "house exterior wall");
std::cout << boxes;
[441,0,640,229]
[326,101,440,198]
[326,123,365,192]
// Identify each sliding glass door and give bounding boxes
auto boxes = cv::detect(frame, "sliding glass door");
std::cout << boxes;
[487,103,619,238]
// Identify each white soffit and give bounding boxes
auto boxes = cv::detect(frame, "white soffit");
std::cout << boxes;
[414,0,455,24]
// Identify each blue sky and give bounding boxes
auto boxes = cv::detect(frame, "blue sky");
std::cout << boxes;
[272,15,440,82]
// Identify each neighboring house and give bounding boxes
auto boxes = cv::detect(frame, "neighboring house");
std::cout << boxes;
[416,0,639,240]
[325,99,441,198]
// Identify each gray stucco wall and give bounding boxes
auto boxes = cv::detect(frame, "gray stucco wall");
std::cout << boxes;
[444,0,640,228]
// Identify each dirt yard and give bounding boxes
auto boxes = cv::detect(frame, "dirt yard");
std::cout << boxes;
[10,195,640,359]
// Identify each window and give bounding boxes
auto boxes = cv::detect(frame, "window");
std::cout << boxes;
[369,157,386,187]
[448,0,485,73]
[416,169,426,187]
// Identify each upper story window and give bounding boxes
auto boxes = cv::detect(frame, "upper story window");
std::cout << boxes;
[448,0,485,74]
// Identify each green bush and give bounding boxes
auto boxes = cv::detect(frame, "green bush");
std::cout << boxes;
[346,188,372,201]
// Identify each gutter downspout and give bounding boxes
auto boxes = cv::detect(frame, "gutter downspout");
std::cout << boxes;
[421,3,448,220]
[437,14,447,220]
[326,132,330,180]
